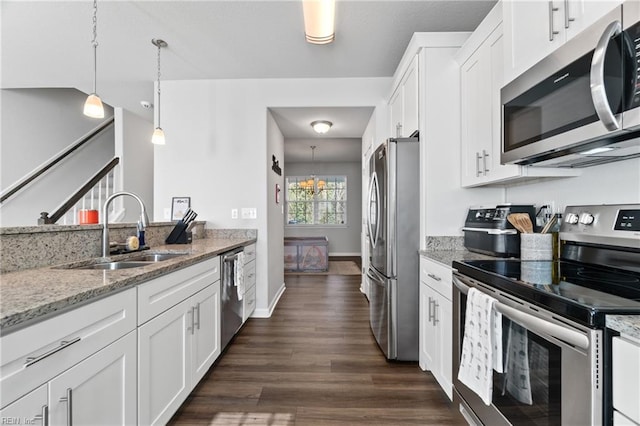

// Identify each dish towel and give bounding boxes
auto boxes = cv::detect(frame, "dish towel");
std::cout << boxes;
[502,321,533,405]
[457,287,503,405]
[234,252,245,301]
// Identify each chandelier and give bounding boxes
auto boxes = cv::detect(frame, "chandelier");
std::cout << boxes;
[298,146,325,195]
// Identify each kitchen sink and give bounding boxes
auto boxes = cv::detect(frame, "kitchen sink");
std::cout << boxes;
[75,261,151,270]
[127,253,188,262]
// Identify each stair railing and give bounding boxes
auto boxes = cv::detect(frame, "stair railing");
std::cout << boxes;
[39,157,120,225]
[0,117,115,204]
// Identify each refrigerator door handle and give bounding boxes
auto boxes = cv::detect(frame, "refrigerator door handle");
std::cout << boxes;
[367,171,380,249]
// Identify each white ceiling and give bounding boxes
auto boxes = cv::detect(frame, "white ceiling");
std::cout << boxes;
[1,0,496,161]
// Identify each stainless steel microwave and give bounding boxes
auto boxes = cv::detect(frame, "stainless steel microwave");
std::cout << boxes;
[501,2,640,167]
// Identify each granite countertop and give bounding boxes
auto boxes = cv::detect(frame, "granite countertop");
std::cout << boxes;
[607,315,640,343]
[419,249,498,269]
[0,237,256,333]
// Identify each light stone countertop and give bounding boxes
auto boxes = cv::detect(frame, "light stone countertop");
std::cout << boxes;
[607,315,640,342]
[419,249,498,269]
[0,237,255,333]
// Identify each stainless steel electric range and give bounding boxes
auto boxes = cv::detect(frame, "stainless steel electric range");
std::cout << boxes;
[451,204,640,426]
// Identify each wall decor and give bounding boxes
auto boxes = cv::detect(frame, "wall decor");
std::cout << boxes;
[171,197,190,221]
[272,155,282,176]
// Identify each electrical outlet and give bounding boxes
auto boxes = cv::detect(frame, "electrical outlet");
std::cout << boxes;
[163,208,171,220]
[231,209,238,219]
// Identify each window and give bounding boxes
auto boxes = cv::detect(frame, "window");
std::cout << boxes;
[285,175,347,225]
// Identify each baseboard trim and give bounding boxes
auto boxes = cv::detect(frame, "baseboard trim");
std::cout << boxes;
[329,252,361,257]
[251,282,286,318]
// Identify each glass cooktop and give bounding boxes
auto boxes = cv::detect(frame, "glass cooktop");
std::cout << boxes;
[453,259,640,327]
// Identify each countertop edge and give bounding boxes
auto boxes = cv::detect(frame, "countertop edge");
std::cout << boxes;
[606,315,640,343]
[0,237,256,334]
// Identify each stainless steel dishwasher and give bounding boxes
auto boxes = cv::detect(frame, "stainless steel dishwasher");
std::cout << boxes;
[220,247,244,351]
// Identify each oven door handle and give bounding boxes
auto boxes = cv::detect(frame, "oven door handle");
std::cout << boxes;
[590,19,622,132]
[461,227,518,235]
[452,276,590,350]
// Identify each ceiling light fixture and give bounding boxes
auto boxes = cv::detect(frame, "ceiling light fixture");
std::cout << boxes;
[151,38,168,145]
[302,0,336,44]
[83,0,105,118]
[311,120,332,134]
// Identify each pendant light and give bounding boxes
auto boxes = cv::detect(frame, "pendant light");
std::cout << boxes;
[299,146,325,195]
[83,0,104,118]
[302,0,336,44]
[151,38,168,145]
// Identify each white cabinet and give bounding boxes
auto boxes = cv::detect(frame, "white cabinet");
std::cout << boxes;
[419,256,453,401]
[458,2,581,187]
[389,55,419,138]
[0,385,48,426]
[503,0,621,83]
[242,244,257,322]
[0,288,137,425]
[49,331,137,426]
[613,336,640,425]
[137,258,221,425]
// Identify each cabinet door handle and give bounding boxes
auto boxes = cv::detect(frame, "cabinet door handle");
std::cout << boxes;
[25,337,81,367]
[475,152,482,177]
[549,2,560,41]
[59,388,72,426]
[194,303,201,330]
[433,301,439,325]
[33,405,49,426]
[482,149,489,175]
[187,308,194,335]
[564,0,574,28]
[427,296,433,323]
[427,273,441,282]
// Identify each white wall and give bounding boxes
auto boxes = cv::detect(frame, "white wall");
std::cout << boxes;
[266,110,285,315]
[0,88,115,226]
[504,158,640,209]
[115,108,154,222]
[154,77,392,316]
[284,161,362,256]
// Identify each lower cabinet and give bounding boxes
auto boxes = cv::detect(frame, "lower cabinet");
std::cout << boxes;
[0,385,48,425]
[138,281,220,425]
[613,336,640,425]
[49,331,137,425]
[419,256,453,401]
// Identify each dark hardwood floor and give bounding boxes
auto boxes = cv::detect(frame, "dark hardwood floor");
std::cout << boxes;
[169,273,467,425]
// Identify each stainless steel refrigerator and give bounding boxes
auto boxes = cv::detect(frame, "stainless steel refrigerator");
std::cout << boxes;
[366,137,419,361]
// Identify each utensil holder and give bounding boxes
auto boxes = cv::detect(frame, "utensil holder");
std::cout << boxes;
[520,233,553,260]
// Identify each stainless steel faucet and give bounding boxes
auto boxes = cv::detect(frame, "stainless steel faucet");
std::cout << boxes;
[102,191,150,257]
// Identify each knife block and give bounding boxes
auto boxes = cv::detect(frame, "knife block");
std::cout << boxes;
[165,221,192,244]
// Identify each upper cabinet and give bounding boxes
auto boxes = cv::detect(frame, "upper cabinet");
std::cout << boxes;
[389,55,419,138]
[503,0,622,83]
[457,2,581,187]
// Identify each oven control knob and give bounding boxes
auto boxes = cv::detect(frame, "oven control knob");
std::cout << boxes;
[579,213,595,225]
[565,213,579,224]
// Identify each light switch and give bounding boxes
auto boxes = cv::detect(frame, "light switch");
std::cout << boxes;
[231,209,238,219]
[241,208,257,219]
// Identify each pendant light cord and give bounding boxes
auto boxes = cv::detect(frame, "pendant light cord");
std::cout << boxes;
[156,42,162,127]
[91,0,98,94]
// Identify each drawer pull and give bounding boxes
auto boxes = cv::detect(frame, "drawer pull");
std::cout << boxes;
[25,337,81,367]
[427,273,441,282]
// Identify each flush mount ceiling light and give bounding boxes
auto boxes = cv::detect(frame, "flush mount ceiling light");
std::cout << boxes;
[151,38,168,145]
[302,0,335,44]
[83,0,105,118]
[311,120,332,134]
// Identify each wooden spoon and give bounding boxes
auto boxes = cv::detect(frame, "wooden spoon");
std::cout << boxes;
[507,213,534,233]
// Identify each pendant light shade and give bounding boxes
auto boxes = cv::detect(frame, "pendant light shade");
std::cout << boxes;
[302,0,335,44]
[83,93,104,118]
[151,38,168,145]
[84,0,104,118]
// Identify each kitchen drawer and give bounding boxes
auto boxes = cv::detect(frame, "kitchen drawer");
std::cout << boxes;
[244,244,256,264]
[420,256,453,301]
[245,260,256,288]
[243,284,256,323]
[137,256,220,325]
[613,336,640,424]
[0,288,136,409]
